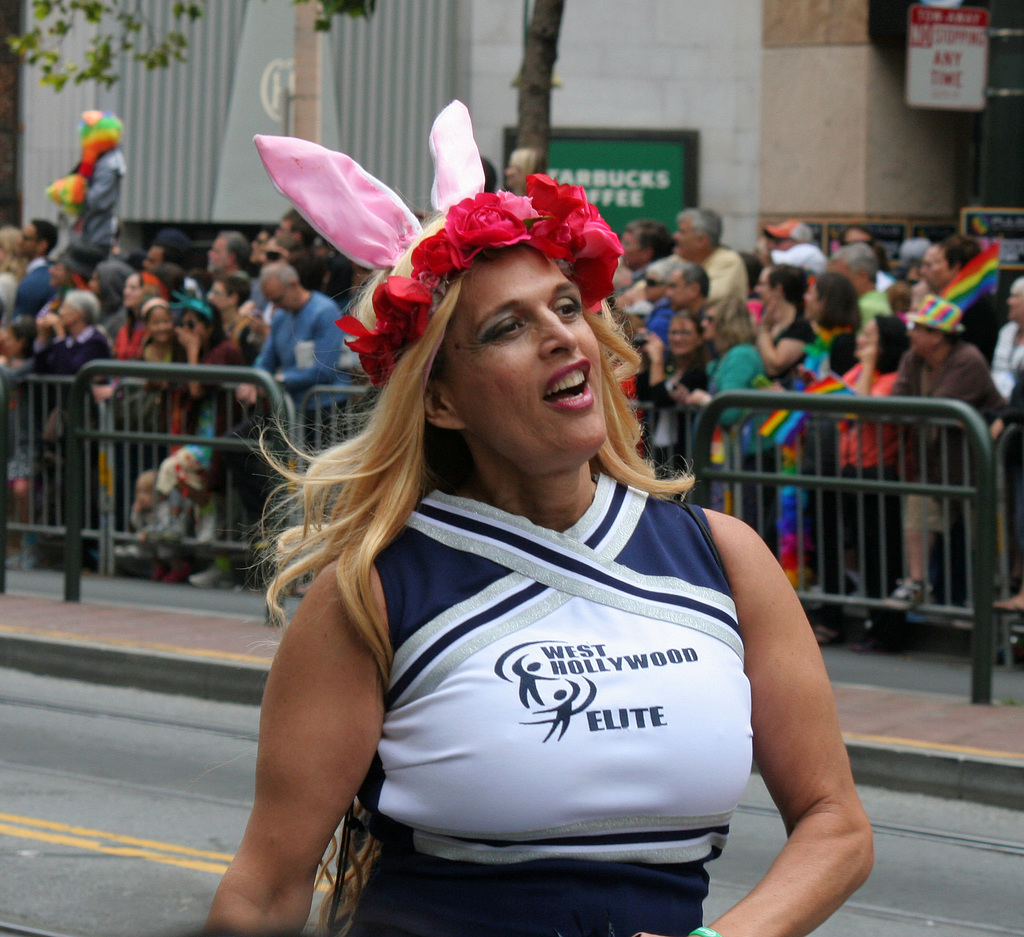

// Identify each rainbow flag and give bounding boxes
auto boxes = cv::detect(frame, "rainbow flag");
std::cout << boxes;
[941,242,999,310]
[759,374,852,446]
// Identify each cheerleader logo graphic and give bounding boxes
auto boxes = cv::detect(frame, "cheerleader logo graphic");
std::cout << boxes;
[494,641,598,741]
[494,638,697,741]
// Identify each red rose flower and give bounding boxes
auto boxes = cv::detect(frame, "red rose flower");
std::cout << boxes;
[412,231,461,282]
[373,276,433,343]
[444,192,534,262]
[525,174,622,308]
[336,276,434,386]
[337,314,396,386]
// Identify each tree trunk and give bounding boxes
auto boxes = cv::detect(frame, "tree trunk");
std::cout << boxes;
[293,0,322,142]
[516,0,565,173]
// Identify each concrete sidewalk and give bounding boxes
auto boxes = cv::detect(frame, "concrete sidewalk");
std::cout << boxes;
[1,583,1023,811]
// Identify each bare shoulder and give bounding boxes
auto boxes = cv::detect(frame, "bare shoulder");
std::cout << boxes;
[701,508,818,654]
[264,560,385,748]
[702,509,781,585]
[274,560,384,666]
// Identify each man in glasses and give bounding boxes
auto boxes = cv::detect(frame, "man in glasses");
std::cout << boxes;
[13,219,58,319]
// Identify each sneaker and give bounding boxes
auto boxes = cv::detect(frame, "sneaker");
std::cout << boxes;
[161,562,193,584]
[883,578,930,611]
[189,565,235,589]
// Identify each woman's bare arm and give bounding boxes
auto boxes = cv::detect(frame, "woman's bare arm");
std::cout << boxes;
[680,512,873,937]
[205,564,385,934]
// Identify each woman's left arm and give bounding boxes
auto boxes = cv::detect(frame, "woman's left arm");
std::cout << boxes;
[702,511,873,937]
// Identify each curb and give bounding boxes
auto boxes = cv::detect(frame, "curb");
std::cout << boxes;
[3,631,1024,809]
[0,632,268,706]
[845,737,1024,810]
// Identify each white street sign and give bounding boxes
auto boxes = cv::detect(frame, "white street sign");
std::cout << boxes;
[906,4,989,111]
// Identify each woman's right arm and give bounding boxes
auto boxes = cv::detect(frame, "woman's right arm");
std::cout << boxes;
[205,564,385,933]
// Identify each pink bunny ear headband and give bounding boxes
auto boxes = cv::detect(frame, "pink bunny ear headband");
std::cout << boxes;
[254,101,622,386]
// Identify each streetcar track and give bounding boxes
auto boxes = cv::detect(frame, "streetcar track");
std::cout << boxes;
[0,759,253,809]
[4,694,1023,858]
[736,802,1024,858]
[712,878,1024,936]
[0,694,257,741]
[0,921,82,937]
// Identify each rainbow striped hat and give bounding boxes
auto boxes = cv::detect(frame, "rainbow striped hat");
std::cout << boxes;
[907,294,964,333]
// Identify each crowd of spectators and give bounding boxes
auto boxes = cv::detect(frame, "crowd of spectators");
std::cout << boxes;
[0,195,1020,660]
[0,211,359,585]
[620,210,1017,655]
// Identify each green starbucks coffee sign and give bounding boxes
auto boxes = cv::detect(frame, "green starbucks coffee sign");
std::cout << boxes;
[505,129,699,235]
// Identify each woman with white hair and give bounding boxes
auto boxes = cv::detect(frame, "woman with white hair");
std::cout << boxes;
[34,288,110,374]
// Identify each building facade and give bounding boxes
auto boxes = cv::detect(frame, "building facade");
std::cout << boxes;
[7,0,1013,253]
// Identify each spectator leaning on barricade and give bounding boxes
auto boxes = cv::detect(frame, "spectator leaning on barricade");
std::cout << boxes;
[672,207,748,305]
[229,262,348,529]
[829,242,891,325]
[688,297,773,537]
[754,264,813,385]
[236,261,346,412]
[13,219,58,320]
[636,309,709,472]
[920,235,999,364]
[814,316,911,649]
[34,288,110,375]
[884,296,1005,612]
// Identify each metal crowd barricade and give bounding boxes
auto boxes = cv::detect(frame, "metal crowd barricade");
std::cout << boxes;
[994,423,1024,665]
[295,383,371,453]
[690,390,998,704]
[63,361,294,602]
[0,371,8,593]
[635,399,705,475]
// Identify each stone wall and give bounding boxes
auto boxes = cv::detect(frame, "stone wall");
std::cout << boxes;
[467,0,764,250]
[759,0,970,224]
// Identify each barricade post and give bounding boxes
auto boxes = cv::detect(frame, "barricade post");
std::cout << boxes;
[64,361,295,603]
[0,372,9,593]
[295,383,370,452]
[692,390,998,704]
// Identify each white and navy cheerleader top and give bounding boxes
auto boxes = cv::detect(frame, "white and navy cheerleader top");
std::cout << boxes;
[349,475,752,937]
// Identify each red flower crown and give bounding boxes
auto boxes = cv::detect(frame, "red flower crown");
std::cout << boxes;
[337,174,623,386]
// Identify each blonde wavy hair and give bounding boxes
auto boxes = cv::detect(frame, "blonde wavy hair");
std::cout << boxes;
[263,222,694,930]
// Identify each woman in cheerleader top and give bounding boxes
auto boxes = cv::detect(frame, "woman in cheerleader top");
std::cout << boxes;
[206,103,872,937]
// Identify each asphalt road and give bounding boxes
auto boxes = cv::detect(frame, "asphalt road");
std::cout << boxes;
[2,669,1023,937]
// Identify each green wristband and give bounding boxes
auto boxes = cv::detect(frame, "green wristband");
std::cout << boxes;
[690,929,723,937]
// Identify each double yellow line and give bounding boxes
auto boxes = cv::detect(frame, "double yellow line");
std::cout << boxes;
[0,812,233,874]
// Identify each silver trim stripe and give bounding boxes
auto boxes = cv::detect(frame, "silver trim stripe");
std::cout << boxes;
[406,511,742,659]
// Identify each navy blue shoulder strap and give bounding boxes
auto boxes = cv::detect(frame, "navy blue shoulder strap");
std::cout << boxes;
[680,501,728,582]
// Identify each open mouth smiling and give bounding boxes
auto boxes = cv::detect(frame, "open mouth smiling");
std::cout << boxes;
[544,367,588,401]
